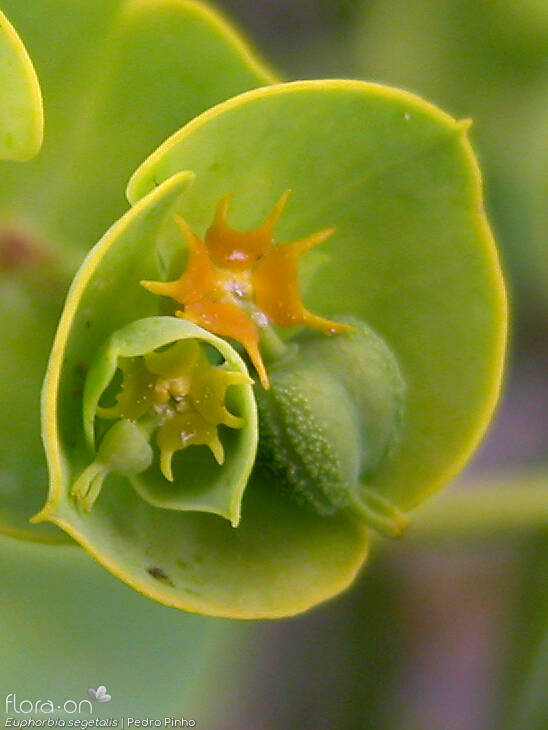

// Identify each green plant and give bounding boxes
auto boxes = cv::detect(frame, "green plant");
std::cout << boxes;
[1,1,507,626]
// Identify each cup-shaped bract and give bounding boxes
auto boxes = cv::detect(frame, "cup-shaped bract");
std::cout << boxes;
[38,172,349,617]
[37,166,367,617]
[39,78,506,618]
[37,169,366,618]
[76,316,256,525]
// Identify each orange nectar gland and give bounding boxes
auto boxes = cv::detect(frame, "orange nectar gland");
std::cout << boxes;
[141,192,352,389]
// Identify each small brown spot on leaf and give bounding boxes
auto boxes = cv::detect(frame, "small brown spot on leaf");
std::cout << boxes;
[147,566,174,587]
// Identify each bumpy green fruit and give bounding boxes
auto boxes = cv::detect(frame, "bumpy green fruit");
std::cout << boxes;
[257,355,361,515]
[256,317,406,535]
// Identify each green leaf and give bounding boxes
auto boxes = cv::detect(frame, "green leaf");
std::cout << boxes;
[0,9,42,160]
[128,80,507,515]
[0,0,273,541]
[36,173,364,618]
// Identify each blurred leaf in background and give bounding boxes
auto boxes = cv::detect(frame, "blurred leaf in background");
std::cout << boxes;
[501,534,548,730]
[353,0,548,324]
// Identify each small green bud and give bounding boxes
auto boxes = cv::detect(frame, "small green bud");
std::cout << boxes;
[256,316,407,535]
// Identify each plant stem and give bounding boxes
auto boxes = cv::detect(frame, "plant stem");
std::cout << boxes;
[404,470,548,540]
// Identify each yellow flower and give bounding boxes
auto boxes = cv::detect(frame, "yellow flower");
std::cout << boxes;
[89,339,249,491]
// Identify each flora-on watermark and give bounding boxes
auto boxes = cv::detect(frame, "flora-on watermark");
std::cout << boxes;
[125,721,196,727]
[4,690,197,727]
[5,693,94,716]
[4,689,117,727]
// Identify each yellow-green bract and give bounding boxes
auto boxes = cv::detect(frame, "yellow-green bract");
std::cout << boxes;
[38,79,506,618]
[37,173,369,618]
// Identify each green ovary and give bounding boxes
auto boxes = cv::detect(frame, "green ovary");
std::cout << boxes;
[256,316,409,536]
[73,339,249,511]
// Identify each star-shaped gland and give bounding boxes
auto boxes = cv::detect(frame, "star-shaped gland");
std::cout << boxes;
[96,339,250,482]
[141,192,352,389]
